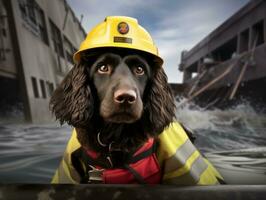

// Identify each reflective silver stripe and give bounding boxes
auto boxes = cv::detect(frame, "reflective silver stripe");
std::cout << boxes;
[164,139,196,173]
[164,155,208,185]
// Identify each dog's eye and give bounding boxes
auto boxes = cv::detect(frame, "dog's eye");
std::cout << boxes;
[134,66,145,75]
[97,64,111,74]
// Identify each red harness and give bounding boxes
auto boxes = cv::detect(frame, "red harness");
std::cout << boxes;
[71,138,161,184]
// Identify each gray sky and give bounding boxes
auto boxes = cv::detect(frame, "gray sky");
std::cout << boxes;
[67,0,249,83]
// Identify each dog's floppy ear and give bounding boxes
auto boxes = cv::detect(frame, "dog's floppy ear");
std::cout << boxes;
[49,63,94,127]
[144,64,176,135]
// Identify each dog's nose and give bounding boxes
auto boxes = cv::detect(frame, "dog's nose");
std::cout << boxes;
[114,89,137,104]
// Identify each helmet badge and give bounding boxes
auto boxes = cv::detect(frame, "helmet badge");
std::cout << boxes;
[117,22,129,34]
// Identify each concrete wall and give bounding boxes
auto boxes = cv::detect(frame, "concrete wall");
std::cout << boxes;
[10,0,86,123]
[0,0,17,79]
[181,0,266,73]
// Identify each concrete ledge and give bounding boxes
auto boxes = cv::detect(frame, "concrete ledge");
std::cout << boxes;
[0,185,265,200]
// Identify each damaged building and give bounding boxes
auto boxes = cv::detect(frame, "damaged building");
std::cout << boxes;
[0,0,86,122]
[179,0,266,109]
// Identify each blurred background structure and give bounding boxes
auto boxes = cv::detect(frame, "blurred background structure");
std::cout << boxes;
[0,0,85,123]
[177,0,266,110]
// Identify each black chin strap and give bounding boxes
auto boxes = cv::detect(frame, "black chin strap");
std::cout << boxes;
[123,164,147,184]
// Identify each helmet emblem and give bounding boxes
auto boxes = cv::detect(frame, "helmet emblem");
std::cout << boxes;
[117,22,129,34]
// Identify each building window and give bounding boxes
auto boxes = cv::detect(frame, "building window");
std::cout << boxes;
[19,0,36,22]
[18,0,37,28]
[19,0,27,19]
[63,36,75,64]
[212,36,237,62]
[27,0,36,25]
[31,77,39,98]
[35,4,49,45]
[40,79,47,98]
[18,0,49,45]
[46,81,55,96]
[252,20,264,47]
[0,2,7,61]
[187,61,198,75]
[49,20,64,59]
[239,29,249,53]
[50,83,55,94]
[2,29,6,37]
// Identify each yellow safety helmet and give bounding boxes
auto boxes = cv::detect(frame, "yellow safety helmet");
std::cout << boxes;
[73,16,163,65]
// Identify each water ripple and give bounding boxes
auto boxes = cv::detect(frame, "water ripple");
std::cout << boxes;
[0,102,266,184]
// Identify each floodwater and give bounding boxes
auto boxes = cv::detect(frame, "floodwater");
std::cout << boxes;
[0,102,266,184]
[176,102,266,184]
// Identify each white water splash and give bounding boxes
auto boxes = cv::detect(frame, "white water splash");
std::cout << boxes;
[0,103,24,123]
[0,100,265,184]
[175,99,266,133]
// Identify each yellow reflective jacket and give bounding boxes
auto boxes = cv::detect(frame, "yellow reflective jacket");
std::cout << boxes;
[52,122,223,185]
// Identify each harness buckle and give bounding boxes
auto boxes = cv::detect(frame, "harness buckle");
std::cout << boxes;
[87,165,104,183]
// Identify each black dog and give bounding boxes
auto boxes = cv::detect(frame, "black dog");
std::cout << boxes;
[50,48,175,163]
